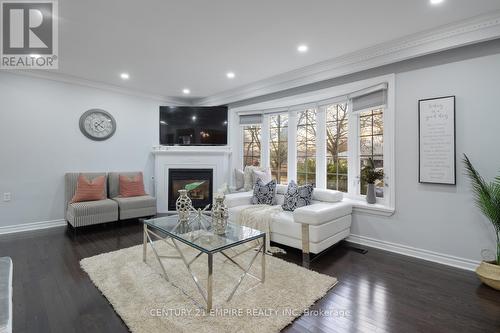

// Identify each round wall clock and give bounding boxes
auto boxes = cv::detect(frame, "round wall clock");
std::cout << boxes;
[79,109,116,141]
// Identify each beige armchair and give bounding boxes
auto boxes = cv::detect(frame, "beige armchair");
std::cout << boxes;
[64,173,118,228]
[108,172,156,220]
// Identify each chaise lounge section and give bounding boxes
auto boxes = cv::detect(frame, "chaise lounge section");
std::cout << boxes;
[225,185,352,262]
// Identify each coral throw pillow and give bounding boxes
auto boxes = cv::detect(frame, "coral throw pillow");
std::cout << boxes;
[119,173,147,197]
[71,175,106,203]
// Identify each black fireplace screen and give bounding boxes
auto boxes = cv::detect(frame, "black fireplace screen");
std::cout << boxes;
[168,168,213,211]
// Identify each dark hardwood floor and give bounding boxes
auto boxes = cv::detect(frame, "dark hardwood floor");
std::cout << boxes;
[0,221,499,333]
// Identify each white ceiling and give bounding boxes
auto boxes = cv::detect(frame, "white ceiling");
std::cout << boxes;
[56,0,500,99]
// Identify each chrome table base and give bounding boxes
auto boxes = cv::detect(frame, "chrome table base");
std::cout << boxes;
[143,224,266,311]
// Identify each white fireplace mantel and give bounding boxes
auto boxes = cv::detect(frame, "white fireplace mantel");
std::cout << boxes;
[153,146,232,213]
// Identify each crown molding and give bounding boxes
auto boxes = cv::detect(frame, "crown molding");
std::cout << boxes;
[196,10,500,106]
[3,70,189,105]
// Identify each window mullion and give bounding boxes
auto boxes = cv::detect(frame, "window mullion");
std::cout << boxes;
[347,105,359,197]
[382,107,391,206]
[240,126,245,168]
[316,106,327,189]
[288,111,298,182]
[261,115,270,169]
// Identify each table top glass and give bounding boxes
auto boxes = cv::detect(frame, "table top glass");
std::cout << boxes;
[142,214,265,253]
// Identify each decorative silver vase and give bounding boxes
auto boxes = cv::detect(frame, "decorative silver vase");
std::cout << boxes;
[211,194,228,235]
[366,183,376,204]
[176,189,192,223]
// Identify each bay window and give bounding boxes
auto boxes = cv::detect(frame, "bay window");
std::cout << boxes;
[269,114,288,184]
[297,109,316,186]
[359,108,384,197]
[242,125,261,167]
[236,75,394,211]
[326,103,349,192]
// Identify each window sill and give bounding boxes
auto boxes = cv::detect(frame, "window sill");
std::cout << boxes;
[344,198,395,217]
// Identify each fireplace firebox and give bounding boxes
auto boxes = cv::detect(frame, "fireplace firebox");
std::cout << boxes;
[168,169,213,211]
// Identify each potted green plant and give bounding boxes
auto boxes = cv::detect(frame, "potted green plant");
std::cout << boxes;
[361,158,384,204]
[463,154,500,290]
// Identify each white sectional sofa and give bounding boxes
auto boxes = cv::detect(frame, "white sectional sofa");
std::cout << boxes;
[225,184,352,262]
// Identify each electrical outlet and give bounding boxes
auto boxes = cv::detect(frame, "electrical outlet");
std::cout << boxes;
[3,193,11,202]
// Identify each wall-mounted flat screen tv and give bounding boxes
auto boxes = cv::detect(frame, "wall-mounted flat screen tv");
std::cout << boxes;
[159,106,228,145]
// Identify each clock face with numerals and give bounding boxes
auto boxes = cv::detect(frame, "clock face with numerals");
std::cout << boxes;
[79,109,116,141]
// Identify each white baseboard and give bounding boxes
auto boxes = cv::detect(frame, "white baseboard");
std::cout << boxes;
[0,220,481,271]
[347,234,480,272]
[0,219,66,235]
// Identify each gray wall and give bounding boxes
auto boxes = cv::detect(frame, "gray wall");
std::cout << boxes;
[231,40,500,267]
[0,73,160,227]
[354,53,500,266]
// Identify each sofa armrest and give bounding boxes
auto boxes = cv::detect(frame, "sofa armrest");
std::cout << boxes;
[225,191,253,208]
[293,201,352,226]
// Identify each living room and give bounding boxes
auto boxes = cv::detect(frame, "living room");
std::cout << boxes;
[1,1,500,332]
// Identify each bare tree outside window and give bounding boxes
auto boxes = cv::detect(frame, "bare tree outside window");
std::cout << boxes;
[269,114,288,184]
[359,108,384,197]
[326,103,349,192]
[243,125,261,167]
[297,109,316,186]
[240,103,385,197]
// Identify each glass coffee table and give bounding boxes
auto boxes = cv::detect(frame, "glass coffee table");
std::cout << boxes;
[141,213,266,311]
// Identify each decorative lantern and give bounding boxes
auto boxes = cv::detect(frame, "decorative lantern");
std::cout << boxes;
[176,189,192,223]
[212,193,228,235]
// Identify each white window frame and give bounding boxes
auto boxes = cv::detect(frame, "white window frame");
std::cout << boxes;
[241,124,263,167]
[268,112,290,185]
[231,74,395,215]
[295,107,318,187]
[347,104,388,205]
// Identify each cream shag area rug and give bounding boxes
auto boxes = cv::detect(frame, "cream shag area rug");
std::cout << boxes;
[80,241,337,333]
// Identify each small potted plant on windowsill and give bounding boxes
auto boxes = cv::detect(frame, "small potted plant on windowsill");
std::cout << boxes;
[463,154,500,291]
[361,158,384,204]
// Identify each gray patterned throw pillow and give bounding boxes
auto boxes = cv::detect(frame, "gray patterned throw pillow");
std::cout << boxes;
[251,179,277,205]
[282,180,314,211]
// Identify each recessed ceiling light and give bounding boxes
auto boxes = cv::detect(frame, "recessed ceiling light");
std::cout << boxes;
[192,115,197,121]
[430,0,444,5]
[297,44,308,53]
[182,88,190,95]
[226,72,235,79]
[120,73,130,80]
